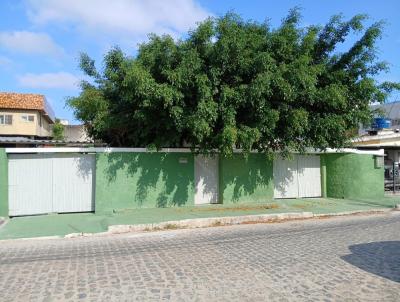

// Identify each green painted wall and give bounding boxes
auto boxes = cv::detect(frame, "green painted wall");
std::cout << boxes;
[95,152,195,213]
[0,149,384,217]
[219,154,274,204]
[323,153,384,200]
[0,148,8,217]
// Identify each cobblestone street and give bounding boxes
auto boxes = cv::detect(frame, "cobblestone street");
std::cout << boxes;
[0,213,399,301]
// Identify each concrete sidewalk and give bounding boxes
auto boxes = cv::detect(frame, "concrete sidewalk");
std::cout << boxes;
[0,197,399,240]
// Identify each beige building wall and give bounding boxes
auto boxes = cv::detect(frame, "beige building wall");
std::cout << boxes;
[63,125,91,142]
[0,109,52,137]
[36,112,52,137]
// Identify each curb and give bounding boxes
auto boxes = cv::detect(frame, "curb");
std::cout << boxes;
[0,207,395,241]
[313,208,393,218]
[0,235,62,243]
[107,212,314,235]
[104,208,394,236]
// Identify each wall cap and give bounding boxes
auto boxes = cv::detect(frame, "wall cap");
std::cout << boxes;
[5,147,384,156]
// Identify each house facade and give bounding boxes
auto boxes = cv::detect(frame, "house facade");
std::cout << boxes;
[0,92,55,140]
[0,147,383,217]
[354,101,400,192]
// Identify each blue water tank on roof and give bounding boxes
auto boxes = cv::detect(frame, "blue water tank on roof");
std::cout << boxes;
[372,117,391,129]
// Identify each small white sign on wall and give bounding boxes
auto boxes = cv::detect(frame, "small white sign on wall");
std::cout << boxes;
[179,157,188,164]
[374,156,384,168]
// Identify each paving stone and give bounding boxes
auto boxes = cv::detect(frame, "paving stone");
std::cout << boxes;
[0,214,399,301]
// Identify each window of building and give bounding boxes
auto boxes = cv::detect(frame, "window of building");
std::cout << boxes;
[0,114,13,125]
[21,115,35,122]
[392,119,400,126]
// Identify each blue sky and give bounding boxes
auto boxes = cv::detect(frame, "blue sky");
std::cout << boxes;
[0,0,399,124]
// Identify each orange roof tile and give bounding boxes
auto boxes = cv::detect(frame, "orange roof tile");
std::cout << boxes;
[0,92,55,122]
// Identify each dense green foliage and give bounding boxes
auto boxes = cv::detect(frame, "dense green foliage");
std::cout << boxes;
[52,119,65,140]
[68,9,399,155]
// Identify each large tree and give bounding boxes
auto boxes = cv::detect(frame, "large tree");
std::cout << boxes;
[68,9,399,155]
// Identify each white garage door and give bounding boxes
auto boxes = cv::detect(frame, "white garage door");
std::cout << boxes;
[8,153,95,216]
[273,156,299,198]
[274,155,321,198]
[194,155,219,204]
[297,155,321,198]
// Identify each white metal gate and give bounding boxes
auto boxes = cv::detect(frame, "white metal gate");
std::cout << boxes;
[8,153,95,216]
[297,155,321,198]
[274,155,321,198]
[194,155,219,204]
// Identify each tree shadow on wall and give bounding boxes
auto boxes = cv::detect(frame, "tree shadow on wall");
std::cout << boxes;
[102,153,192,208]
[341,241,400,283]
[194,154,220,204]
[273,164,296,199]
[74,154,95,180]
[222,154,273,203]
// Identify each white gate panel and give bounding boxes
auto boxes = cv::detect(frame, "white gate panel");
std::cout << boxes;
[297,155,321,198]
[274,155,322,199]
[8,153,95,216]
[8,154,53,216]
[195,155,219,204]
[273,156,299,198]
[52,154,95,213]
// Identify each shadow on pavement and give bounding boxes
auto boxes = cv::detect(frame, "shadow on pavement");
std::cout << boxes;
[341,241,400,283]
